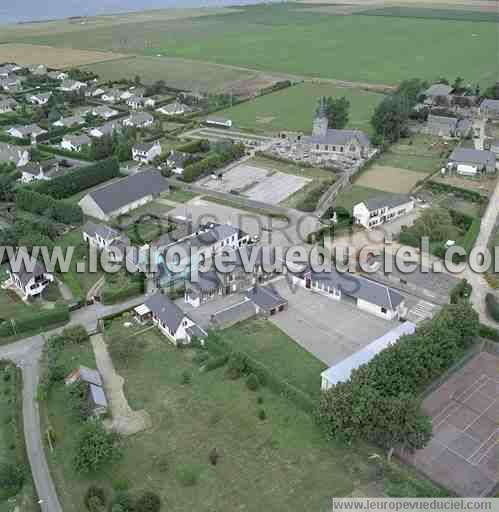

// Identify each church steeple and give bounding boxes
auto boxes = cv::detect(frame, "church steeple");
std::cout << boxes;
[312,96,329,137]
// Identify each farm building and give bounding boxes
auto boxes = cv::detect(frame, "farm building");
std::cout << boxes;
[293,268,406,321]
[320,321,416,391]
[446,148,496,176]
[353,193,415,230]
[78,169,169,221]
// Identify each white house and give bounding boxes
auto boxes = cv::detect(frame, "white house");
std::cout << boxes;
[156,101,190,116]
[85,85,106,98]
[353,194,415,230]
[92,105,118,119]
[61,133,91,152]
[320,322,417,391]
[144,97,156,108]
[132,140,161,163]
[136,292,206,346]
[52,115,85,128]
[78,170,169,221]
[59,79,86,92]
[20,159,59,183]
[205,116,232,128]
[0,142,30,167]
[7,124,47,142]
[28,92,52,105]
[89,121,121,139]
[126,95,144,110]
[101,89,122,103]
[122,111,154,129]
[6,248,54,300]
[295,268,406,321]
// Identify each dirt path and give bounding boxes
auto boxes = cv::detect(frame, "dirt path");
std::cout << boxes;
[90,334,152,436]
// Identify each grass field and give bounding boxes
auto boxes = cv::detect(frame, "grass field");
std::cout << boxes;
[81,56,259,92]
[333,185,383,211]
[358,6,499,23]
[12,4,497,86]
[355,165,426,194]
[0,43,127,68]
[217,82,383,134]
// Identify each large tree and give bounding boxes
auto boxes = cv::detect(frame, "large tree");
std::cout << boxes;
[371,94,410,143]
[324,96,350,129]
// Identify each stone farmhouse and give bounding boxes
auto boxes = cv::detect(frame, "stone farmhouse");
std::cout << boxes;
[421,115,471,138]
[446,148,496,177]
[353,193,415,230]
[78,169,169,221]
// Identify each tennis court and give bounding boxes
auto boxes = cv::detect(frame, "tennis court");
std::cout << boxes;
[402,351,498,496]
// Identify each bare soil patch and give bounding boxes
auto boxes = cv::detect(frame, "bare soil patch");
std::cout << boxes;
[356,165,425,194]
[0,43,127,68]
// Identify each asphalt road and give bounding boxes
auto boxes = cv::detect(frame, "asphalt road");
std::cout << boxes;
[0,294,148,512]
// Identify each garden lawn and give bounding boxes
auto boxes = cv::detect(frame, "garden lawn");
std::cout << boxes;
[216,82,383,134]
[218,318,326,398]
[333,185,382,211]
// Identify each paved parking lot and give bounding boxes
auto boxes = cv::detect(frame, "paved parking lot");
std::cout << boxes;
[198,164,310,205]
[269,278,396,366]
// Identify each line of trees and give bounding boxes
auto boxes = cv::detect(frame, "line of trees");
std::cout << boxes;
[316,302,479,458]
[16,188,82,224]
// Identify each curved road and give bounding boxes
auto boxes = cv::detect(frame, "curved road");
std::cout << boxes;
[0,295,147,512]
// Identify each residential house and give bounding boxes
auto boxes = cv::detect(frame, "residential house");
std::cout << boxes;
[136,292,206,346]
[52,114,85,128]
[0,97,18,114]
[422,83,454,106]
[0,64,21,77]
[28,91,52,105]
[422,115,472,138]
[479,99,499,120]
[132,140,162,163]
[166,150,190,175]
[205,116,232,128]
[320,322,417,391]
[0,76,20,92]
[82,221,130,262]
[47,70,68,81]
[302,100,371,159]
[101,88,122,103]
[127,95,144,110]
[0,141,30,167]
[59,79,86,92]
[144,97,156,108]
[122,111,154,129]
[78,169,169,221]
[92,105,118,119]
[353,194,415,230]
[85,84,106,98]
[89,121,121,138]
[245,285,288,316]
[20,159,60,183]
[294,268,406,321]
[156,101,190,116]
[6,248,54,300]
[446,147,496,176]
[61,133,91,152]
[6,124,47,142]
[65,366,108,417]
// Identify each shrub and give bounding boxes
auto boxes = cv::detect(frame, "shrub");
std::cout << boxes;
[15,188,82,224]
[258,409,267,421]
[479,323,499,342]
[84,486,106,511]
[0,306,69,338]
[450,279,472,304]
[135,491,161,512]
[61,324,89,344]
[176,465,199,487]
[246,373,260,391]
[180,370,191,385]
[485,293,499,322]
[296,181,333,212]
[0,462,24,499]
[110,492,135,512]
[209,448,220,466]
[225,353,247,380]
[203,355,229,372]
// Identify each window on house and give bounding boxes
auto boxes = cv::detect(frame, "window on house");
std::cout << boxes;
[381,307,387,314]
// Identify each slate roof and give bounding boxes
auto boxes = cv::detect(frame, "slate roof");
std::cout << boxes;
[424,84,453,97]
[9,124,46,137]
[22,158,58,176]
[92,105,118,117]
[246,285,287,312]
[449,148,496,167]
[84,170,168,215]
[0,98,18,109]
[304,268,404,310]
[82,221,121,241]
[54,115,84,127]
[304,129,370,147]
[127,95,144,105]
[124,111,154,126]
[89,384,108,408]
[167,150,189,168]
[91,121,121,136]
[157,101,188,114]
[210,299,257,328]
[363,193,412,211]
[133,140,159,153]
[321,322,417,387]
[0,141,29,165]
[63,133,91,146]
[480,98,499,113]
[145,292,187,333]
[426,115,458,131]
[188,270,222,293]
[76,366,103,387]
[9,248,48,286]
[29,92,52,102]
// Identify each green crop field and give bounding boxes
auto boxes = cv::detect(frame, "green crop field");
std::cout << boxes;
[358,7,499,23]
[10,4,497,86]
[216,82,383,134]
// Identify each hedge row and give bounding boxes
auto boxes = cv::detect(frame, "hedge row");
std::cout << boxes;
[0,132,30,145]
[0,306,70,338]
[479,323,499,342]
[206,332,315,413]
[101,279,145,305]
[485,293,499,322]
[426,181,485,203]
[296,180,333,213]
[33,158,121,199]
[174,139,210,154]
[37,144,96,162]
[16,188,83,225]
[460,217,481,254]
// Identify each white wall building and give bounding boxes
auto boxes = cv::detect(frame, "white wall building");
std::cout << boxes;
[353,194,415,230]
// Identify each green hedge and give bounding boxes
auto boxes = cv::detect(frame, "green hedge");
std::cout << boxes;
[449,279,472,304]
[459,217,481,254]
[485,293,499,323]
[36,144,95,162]
[296,181,333,213]
[32,158,121,199]
[101,278,145,305]
[0,132,30,146]
[175,139,210,154]
[479,323,499,342]
[426,181,485,203]
[0,306,70,338]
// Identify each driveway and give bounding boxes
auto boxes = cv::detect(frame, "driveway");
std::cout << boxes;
[269,279,396,366]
